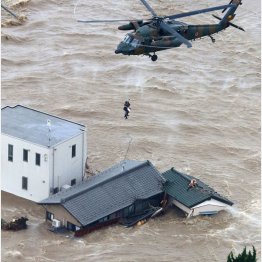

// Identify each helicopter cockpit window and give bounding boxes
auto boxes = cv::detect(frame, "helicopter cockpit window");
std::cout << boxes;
[123,35,133,44]
[130,38,140,47]
[123,35,140,47]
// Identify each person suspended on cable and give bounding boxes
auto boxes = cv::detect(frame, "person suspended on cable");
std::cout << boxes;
[123,99,131,119]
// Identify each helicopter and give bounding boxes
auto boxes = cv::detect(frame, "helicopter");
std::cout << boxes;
[78,0,244,61]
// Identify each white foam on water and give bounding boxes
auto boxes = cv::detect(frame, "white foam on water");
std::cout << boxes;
[227,206,261,228]
[4,250,23,259]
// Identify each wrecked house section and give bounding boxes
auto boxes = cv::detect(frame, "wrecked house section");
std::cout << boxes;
[162,168,234,218]
[39,162,234,236]
[39,160,165,236]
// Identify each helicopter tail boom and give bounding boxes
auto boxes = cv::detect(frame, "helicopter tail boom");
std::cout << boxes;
[219,0,242,26]
[212,14,245,31]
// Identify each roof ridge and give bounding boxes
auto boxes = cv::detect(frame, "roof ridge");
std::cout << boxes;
[170,168,212,191]
[170,167,191,181]
[61,160,150,203]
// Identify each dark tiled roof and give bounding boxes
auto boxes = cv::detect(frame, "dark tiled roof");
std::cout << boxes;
[40,160,165,226]
[162,168,233,208]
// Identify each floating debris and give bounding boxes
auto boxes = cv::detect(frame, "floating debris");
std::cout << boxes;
[1,217,28,231]
[1,1,28,27]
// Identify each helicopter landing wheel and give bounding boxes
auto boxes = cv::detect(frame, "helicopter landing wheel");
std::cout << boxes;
[209,35,216,43]
[151,54,158,61]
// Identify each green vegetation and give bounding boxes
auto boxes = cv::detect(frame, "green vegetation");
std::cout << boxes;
[1,218,6,228]
[227,246,257,262]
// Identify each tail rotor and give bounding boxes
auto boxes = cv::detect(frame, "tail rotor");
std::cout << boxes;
[213,0,244,31]
[222,0,242,13]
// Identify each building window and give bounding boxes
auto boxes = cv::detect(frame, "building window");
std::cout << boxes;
[71,179,76,186]
[109,213,117,220]
[98,216,109,223]
[23,149,29,162]
[8,144,13,162]
[72,144,76,158]
[22,176,28,190]
[35,153,41,166]
[46,211,54,221]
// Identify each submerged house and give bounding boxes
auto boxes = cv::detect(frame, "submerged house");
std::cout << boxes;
[1,105,87,202]
[39,160,165,236]
[163,168,233,217]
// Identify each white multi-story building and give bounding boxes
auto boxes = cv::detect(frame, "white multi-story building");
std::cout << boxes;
[1,105,87,202]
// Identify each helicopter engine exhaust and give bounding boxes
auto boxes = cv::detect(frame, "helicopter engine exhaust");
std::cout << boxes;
[118,21,144,31]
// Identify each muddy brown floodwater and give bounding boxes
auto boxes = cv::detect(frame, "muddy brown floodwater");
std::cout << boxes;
[1,0,261,261]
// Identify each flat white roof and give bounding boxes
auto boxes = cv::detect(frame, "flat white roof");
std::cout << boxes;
[1,105,85,147]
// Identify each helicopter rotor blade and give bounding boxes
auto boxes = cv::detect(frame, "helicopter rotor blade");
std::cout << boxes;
[139,0,158,17]
[222,0,233,13]
[165,4,236,20]
[160,22,192,48]
[77,19,141,23]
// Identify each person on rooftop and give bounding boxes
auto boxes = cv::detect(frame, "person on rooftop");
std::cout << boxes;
[187,179,197,191]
